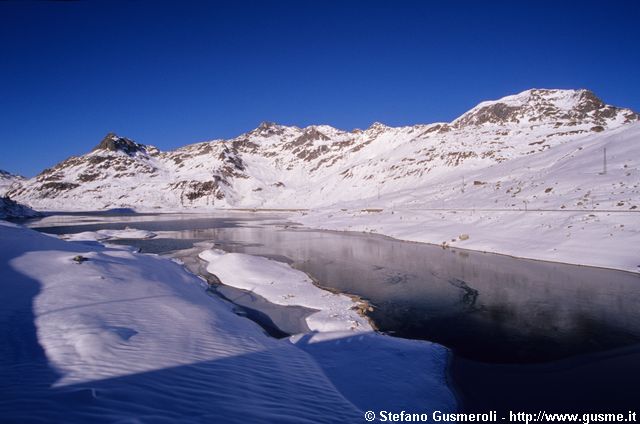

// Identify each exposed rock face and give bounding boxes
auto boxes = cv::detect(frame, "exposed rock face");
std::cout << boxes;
[8,88,640,211]
[92,133,151,156]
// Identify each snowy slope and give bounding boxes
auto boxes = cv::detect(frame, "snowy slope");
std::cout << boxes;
[0,171,39,218]
[299,121,640,273]
[9,89,638,212]
[0,169,24,196]
[0,221,455,422]
[0,197,39,219]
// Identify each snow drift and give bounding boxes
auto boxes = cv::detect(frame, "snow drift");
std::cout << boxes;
[0,222,455,422]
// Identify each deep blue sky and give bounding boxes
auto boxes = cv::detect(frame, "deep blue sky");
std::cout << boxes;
[1,0,639,176]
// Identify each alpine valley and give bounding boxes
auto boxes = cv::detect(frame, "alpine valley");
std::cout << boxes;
[5,88,640,271]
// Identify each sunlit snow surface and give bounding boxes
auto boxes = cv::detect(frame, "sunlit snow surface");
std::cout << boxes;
[300,124,640,273]
[0,221,455,422]
[199,248,372,332]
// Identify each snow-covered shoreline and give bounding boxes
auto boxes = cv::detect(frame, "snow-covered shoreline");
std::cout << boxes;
[0,221,456,422]
[31,204,639,274]
[298,208,640,274]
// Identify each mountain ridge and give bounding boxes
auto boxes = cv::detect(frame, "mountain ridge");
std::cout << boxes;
[7,88,639,211]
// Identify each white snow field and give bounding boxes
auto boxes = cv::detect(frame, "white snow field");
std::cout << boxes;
[0,221,456,423]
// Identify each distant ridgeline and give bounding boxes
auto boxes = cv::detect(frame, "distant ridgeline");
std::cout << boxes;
[6,89,639,212]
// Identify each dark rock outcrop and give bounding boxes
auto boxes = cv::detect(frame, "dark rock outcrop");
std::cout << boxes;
[92,133,148,156]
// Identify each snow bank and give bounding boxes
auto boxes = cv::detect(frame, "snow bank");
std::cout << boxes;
[291,331,455,413]
[0,221,455,422]
[199,249,372,332]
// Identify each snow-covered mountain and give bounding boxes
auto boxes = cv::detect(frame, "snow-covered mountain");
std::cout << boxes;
[0,169,24,197]
[8,89,639,211]
[0,170,35,218]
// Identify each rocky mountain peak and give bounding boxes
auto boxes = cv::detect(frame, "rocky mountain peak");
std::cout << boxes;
[258,121,277,129]
[251,121,289,138]
[92,133,148,156]
[452,88,638,128]
[364,122,389,137]
[368,122,388,129]
[299,127,330,142]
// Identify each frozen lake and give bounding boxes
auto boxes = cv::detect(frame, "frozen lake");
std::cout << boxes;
[27,211,640,412]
